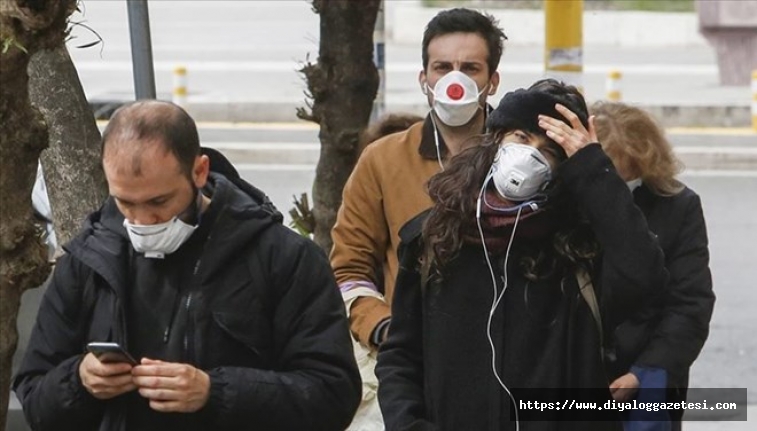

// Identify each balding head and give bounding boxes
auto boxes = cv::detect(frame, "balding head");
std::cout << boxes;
[101,100,200,178]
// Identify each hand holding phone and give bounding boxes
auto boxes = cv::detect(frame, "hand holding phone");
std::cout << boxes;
[81,342,137,399]
[86,342,137,365]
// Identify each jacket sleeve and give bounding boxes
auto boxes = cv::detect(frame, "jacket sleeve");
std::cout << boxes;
[330,143,392,346]
[203,231,361,431]
[375,239,436,431]
[559,144,668,329]
[634,191,715,383]
[12,253,105,431]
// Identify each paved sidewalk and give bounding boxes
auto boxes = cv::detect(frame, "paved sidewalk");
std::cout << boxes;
[684,404,755,431]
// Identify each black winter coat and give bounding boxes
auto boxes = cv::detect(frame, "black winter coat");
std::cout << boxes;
[610,184,715,389]
[376,145,669,431]
[13,158,361,431]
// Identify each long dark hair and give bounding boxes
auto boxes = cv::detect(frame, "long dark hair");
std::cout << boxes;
[421,84,600,283]
[422,132,502,276]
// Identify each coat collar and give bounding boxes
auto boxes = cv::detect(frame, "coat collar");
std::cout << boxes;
[418,104,493,160]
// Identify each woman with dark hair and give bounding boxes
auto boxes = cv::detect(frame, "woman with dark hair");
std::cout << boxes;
[376,84,668,431]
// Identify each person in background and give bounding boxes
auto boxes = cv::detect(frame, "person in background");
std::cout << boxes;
[31,163,58,260]
[357,113,424,156]
[13,100,361,431]
[592,101,715,431]
[330,8,507,430]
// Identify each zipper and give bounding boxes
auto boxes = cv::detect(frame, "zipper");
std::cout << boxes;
[183,292,193,359]
[163,258,201,346]
[176,216,219,361]
[182,259,201,362]
[117,248,137,348]
[163,291,180,343]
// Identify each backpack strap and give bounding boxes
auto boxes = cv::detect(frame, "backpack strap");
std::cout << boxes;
[398,210,430,290]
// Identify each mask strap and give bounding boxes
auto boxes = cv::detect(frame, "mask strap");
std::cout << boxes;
[477,83,489,98]
[178,187,203,226]
[479,164,546,214]
[193,188,204,225]
[483,192,546,214]
[474,81,493,117]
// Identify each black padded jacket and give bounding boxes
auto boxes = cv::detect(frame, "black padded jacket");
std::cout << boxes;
[13,150,361,431]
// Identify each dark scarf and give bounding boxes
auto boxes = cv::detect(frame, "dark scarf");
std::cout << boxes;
[463,188,556,254]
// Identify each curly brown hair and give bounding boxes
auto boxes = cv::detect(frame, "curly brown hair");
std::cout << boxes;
[422,132,501,276]
[358,113,424,155]
[591,101,684,196]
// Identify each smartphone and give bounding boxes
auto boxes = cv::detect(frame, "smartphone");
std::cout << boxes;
[86,342,137,365]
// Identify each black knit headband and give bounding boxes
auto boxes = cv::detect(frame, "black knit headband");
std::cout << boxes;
[486,88,589,136]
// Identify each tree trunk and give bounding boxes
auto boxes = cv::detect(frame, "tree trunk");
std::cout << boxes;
[0,1,77,429]
[298,0,381,252]
[29,44,108,247]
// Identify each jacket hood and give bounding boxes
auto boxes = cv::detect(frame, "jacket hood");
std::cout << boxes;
[65,147,283,283]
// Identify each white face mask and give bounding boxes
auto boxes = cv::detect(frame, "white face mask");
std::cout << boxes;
[427,70,487,127]
[123,217,197,259]
[492,143,552,201]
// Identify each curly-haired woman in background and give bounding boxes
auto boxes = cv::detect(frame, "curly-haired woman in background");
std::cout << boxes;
[592,101,715,431]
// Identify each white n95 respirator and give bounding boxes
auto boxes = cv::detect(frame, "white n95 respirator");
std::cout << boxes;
[123,217,197,259]
[491,143,552,201]
[427,71,486,127]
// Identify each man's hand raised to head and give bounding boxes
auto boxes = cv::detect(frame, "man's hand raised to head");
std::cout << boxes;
[131,358,210,413]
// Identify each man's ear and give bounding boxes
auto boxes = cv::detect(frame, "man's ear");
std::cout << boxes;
[488,71,500,96]
[419,70,428,95]
[193,155,210,188]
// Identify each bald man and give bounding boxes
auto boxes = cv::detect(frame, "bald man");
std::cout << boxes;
[13,101,361,431]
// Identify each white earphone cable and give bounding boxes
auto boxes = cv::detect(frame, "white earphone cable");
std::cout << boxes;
[430,115,445,171]
[476,172,521,430]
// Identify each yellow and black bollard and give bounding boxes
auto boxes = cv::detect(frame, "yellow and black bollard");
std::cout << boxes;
[545,0,584,92]
[173,65,187,107]
[606,69,622,102]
